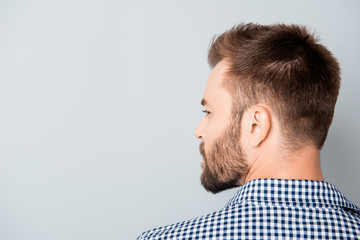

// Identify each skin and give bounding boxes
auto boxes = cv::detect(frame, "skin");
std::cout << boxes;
[195,59,324,190]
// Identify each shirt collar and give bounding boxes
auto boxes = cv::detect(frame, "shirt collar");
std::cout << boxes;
[225,178,360,212]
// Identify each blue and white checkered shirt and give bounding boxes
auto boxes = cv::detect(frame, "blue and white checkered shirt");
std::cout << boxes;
[137,178,360,239]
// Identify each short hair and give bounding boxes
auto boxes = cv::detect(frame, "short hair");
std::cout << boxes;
[208,23,341,150]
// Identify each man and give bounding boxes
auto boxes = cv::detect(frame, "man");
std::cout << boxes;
[137,23,360,239]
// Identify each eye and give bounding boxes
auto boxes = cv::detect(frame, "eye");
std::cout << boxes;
[202,110,210,116]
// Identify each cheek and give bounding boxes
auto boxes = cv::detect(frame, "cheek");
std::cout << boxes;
[206,120,228,143]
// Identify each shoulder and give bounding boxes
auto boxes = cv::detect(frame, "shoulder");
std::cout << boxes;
[136,204,245,240]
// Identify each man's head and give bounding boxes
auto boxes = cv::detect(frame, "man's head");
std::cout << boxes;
[195,23,341,193]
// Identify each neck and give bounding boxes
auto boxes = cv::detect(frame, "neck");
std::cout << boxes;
[243,144,324,184]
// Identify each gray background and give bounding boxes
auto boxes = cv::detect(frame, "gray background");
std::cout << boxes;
[0,0,359,239]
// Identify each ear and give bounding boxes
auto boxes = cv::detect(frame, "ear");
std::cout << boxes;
[246,105,271,147]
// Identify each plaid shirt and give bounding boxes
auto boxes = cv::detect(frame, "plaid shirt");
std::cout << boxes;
[137,178,360,239]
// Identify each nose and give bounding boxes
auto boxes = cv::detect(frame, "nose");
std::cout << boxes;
[194,118,205,140]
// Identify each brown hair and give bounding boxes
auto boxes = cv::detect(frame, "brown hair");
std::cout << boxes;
[208,23,341,150]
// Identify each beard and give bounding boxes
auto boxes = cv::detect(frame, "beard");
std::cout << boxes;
[199,113,249,194]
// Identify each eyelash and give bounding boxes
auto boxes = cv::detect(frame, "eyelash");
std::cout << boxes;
[202,110,210,115]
